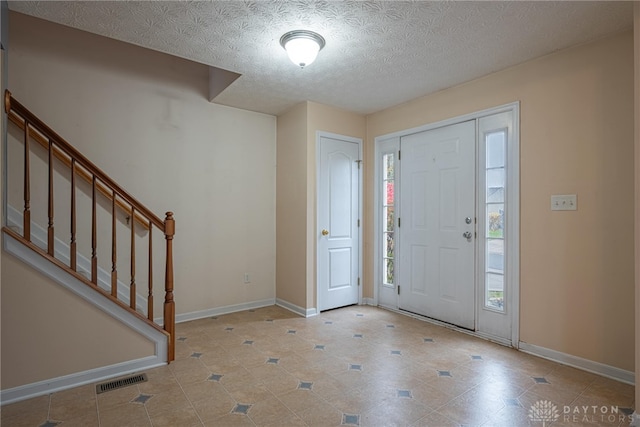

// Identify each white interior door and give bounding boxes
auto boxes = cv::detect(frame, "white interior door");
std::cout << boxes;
[398,121,475,329]
[318,134,360,311]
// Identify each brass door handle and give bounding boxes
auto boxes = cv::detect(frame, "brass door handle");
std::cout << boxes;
[321,229,329,236]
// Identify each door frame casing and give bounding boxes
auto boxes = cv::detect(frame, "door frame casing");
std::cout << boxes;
[316,131,363,312]
[373,102,520,348]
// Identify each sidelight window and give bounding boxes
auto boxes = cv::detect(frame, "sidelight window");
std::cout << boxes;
[484,130,506,311]
[382,153,395,287]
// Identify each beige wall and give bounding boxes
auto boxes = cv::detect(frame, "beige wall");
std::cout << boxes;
[276,101,365,310]
[367,31,635,371]
[4,12,276,388]
[634,0,639,405]
[276,103,308,308]
[1,254,154,389]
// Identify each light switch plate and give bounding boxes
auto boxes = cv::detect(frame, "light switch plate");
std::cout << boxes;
[551,194,577,211]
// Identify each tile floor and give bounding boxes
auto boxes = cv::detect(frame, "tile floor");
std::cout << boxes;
[1,305,635,426]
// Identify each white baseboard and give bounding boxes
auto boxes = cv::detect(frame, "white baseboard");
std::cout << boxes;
[173,298,277,324]
[362,297,375,306]
[1,356,165,405]
[519,341,634,385]
[276,298,316,317]
[173,298,316,326]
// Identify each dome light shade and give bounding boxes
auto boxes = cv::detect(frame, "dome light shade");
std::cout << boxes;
[280,30,325,68]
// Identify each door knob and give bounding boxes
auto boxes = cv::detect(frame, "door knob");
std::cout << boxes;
[463,231,473,239]
[321,229,329,236]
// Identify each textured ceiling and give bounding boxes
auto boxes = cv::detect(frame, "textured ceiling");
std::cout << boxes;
[9,1,634,116]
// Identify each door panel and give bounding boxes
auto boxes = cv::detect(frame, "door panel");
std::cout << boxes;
[329,152,352,237]
[410,245,428,294]
[399,121,475,329]
[318,136,360,311]
[329,248,351,289]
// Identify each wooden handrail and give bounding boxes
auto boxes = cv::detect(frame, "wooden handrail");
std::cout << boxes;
[6,96,152,230]
[4,90,176,362]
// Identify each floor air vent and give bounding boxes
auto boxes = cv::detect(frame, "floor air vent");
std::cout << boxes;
[96,373,147,394]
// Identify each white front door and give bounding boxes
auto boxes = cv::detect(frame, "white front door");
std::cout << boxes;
[318,134,360,311]
[398,121,476,329]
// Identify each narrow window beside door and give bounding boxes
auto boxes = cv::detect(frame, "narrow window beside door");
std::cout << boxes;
[382,153,395,287]
[485,130,506,312]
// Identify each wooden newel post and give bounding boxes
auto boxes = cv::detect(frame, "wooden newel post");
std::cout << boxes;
[163,212,176,362]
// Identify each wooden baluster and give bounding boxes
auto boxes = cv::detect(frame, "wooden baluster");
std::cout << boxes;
[163,212,175,362]
[91,176,97,284]
[111,192,117,297]
[23,120,31,240]
[70,160,77,270]
[148,220,153,321]
[47,139,54,256]
[130,206,136,310]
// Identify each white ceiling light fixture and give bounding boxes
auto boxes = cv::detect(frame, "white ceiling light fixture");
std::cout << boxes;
[280,30,325,68]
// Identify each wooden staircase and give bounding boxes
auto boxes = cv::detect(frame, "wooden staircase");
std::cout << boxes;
[2,90,176,362]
